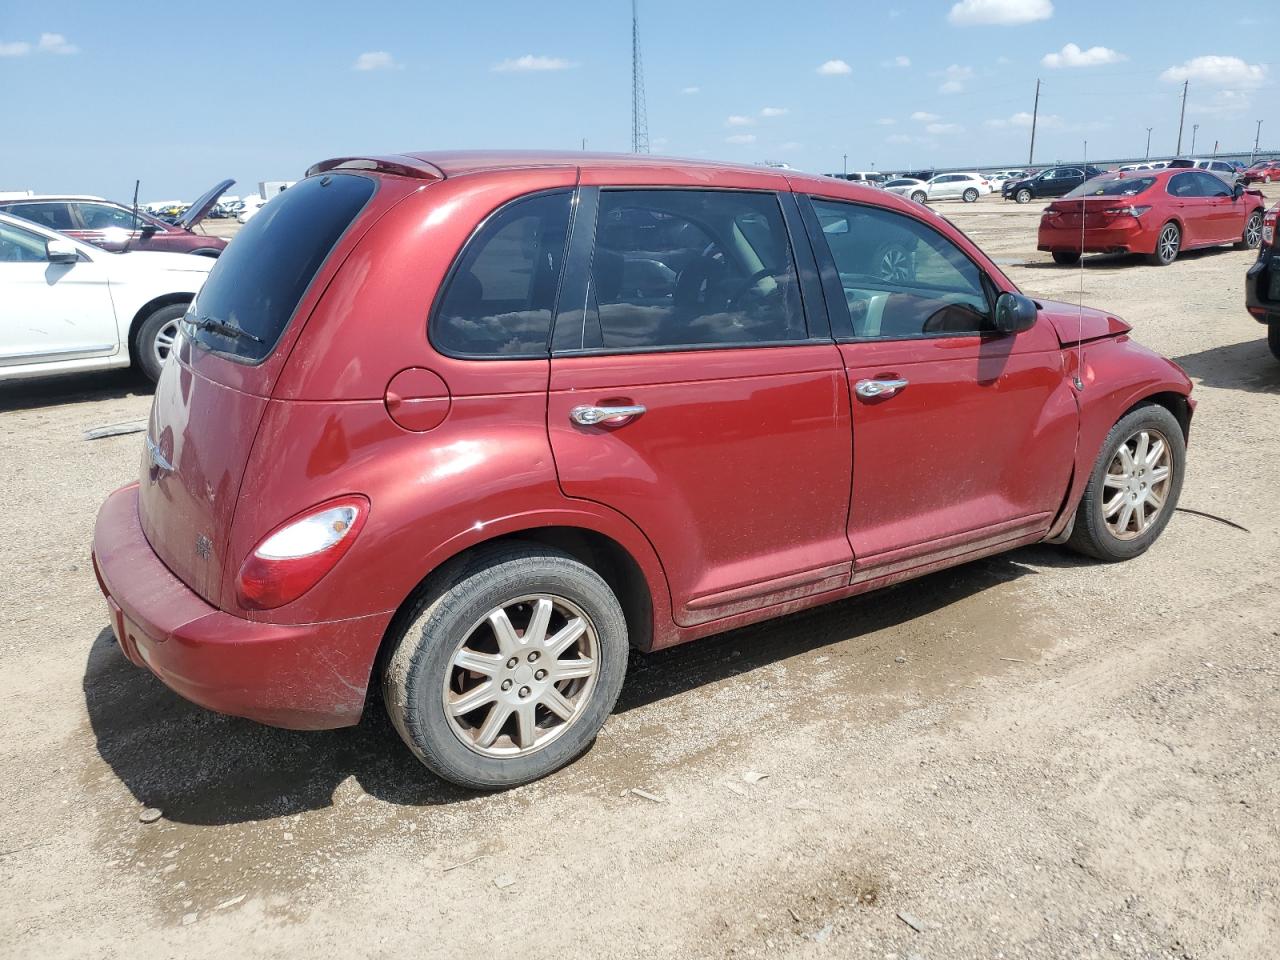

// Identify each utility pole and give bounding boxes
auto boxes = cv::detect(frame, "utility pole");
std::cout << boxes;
[1175,79,1188,155]
[581,138,587,151]
[1254,120,1263,162]
[842,153,848,176]
[1028,78,1041,166]
[1145,127,1152,160]
[1212,139,1219,159]
[1191,123,1199,155]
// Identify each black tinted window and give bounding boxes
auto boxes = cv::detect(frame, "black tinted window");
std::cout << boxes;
[186,173,375,363]
[433,191,571,358]
[811,198,992,339]
[1167,173,1202,198]
[1066,176,1156,198]
[2,202,73,231]
[1195,172,1232,197]
[572,189,805,351]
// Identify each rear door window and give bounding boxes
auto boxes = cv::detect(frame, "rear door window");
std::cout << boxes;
[2,202,74,231]
[561,189,806,352]
[432,191,572,358]
[185,173,375,363]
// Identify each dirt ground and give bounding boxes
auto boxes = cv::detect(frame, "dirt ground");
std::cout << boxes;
[2,187,1278,960]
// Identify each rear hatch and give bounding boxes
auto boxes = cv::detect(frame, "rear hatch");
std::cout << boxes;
[136,170,394,607]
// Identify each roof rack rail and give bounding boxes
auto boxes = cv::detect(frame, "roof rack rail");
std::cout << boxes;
[304,155,445,180]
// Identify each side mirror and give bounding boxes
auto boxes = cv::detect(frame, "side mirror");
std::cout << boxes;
[1233,182,1245,200]
[994,291,1037,335]
[45,238,79,263]
[139,223,159,237]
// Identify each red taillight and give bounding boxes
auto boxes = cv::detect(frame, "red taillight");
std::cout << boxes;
[1100,205,1151,219]
[235,496,369,610]
[1264,210,1276,245]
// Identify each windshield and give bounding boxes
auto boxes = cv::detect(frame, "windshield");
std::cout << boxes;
[184,173,375,363]
[1065,175,1156,199]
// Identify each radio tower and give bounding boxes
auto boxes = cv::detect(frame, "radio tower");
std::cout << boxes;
[631,0,650,153]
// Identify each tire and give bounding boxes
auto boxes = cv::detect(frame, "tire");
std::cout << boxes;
[1268,324,1280,361]
[1146,221,1180,266]
[133,302,187,383]
[1066,403,1186,562]
[962,188,979,203]
[1052,251,1081,265]
[1265,175,1272,184]
[1015,189,1032,204]
[382,543,629,790]
[1237,210,1263,250]
[911,190,927,204]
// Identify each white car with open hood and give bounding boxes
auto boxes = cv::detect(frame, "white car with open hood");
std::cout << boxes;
[0,212,212,383]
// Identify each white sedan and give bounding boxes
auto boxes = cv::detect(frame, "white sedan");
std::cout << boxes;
[0,212,212,383]
[883,177,927,200]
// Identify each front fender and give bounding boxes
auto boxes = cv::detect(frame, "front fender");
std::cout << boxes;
[1049,337,1193,536]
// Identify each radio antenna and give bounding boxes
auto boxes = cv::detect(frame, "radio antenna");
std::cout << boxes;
[1074,141,1087,391]
[123,179,140,253]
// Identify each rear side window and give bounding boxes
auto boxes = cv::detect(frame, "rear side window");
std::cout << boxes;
[810,198,992,339]
[2,202,73,231]
[432,191,572,358]
[573,189,806,351]
[185,173,375,363]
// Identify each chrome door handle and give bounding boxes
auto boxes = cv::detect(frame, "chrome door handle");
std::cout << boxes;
[854,378,909,399]
[570,404,647,426]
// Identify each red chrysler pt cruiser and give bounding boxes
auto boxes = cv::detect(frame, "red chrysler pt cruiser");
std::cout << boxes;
[92,152,1194,788]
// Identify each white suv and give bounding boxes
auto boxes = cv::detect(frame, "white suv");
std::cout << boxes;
[918,172,992,203]
[0,212,212,383]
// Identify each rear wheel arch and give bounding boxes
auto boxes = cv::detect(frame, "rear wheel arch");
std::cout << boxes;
[372,525,661,701]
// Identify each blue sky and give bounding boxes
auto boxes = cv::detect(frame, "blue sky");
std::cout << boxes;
[1,0,1274,201]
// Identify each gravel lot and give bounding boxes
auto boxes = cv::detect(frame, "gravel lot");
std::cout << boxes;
[2,189,1277,960]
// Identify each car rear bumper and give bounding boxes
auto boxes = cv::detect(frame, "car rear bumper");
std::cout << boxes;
[1245,248,1279,323]
[1037,220,1148,255]
[91,483,389,730]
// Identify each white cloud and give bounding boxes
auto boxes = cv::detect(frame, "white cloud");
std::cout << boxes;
[681,85,700,94]
[1,33,79,56]
[927,122,964,134]
[760,106,789,117]
[353,51,400,71]
[986,111,1062,128]
[1160,55,1267,88]
[493,54,574,73]
[882,55,911,68]
[910,111,941,123]
[817,59,852,76]
[37,32,77,54]
[938,64,973,94]
[875,117,897,126]
[949,0,1053,26]
[726,115,755,127]
[1042,42,1125,68]
[725,134,757,144]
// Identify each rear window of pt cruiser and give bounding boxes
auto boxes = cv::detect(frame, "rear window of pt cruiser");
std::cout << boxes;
[184,173,376,363]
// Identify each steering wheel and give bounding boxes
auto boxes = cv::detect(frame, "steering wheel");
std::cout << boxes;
[726,267,790,311]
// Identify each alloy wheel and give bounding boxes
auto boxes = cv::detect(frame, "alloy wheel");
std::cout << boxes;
[1016,189,1031,204]
[152,318,180,368]
[878,246,913,282]
[1157,224,1180,264]
[442,595,600,758]
[1245,212,1262,248]
[1101,428,1173,540]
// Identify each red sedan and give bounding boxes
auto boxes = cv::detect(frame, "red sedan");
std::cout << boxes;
[1242,159,1280,184]
[1038,168,1265,266]
[91,151,1193,788]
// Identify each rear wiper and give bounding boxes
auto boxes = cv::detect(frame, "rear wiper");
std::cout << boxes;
[185,315,264,344]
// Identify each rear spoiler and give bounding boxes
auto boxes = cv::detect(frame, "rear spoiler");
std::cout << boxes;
[305,155,445,181]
